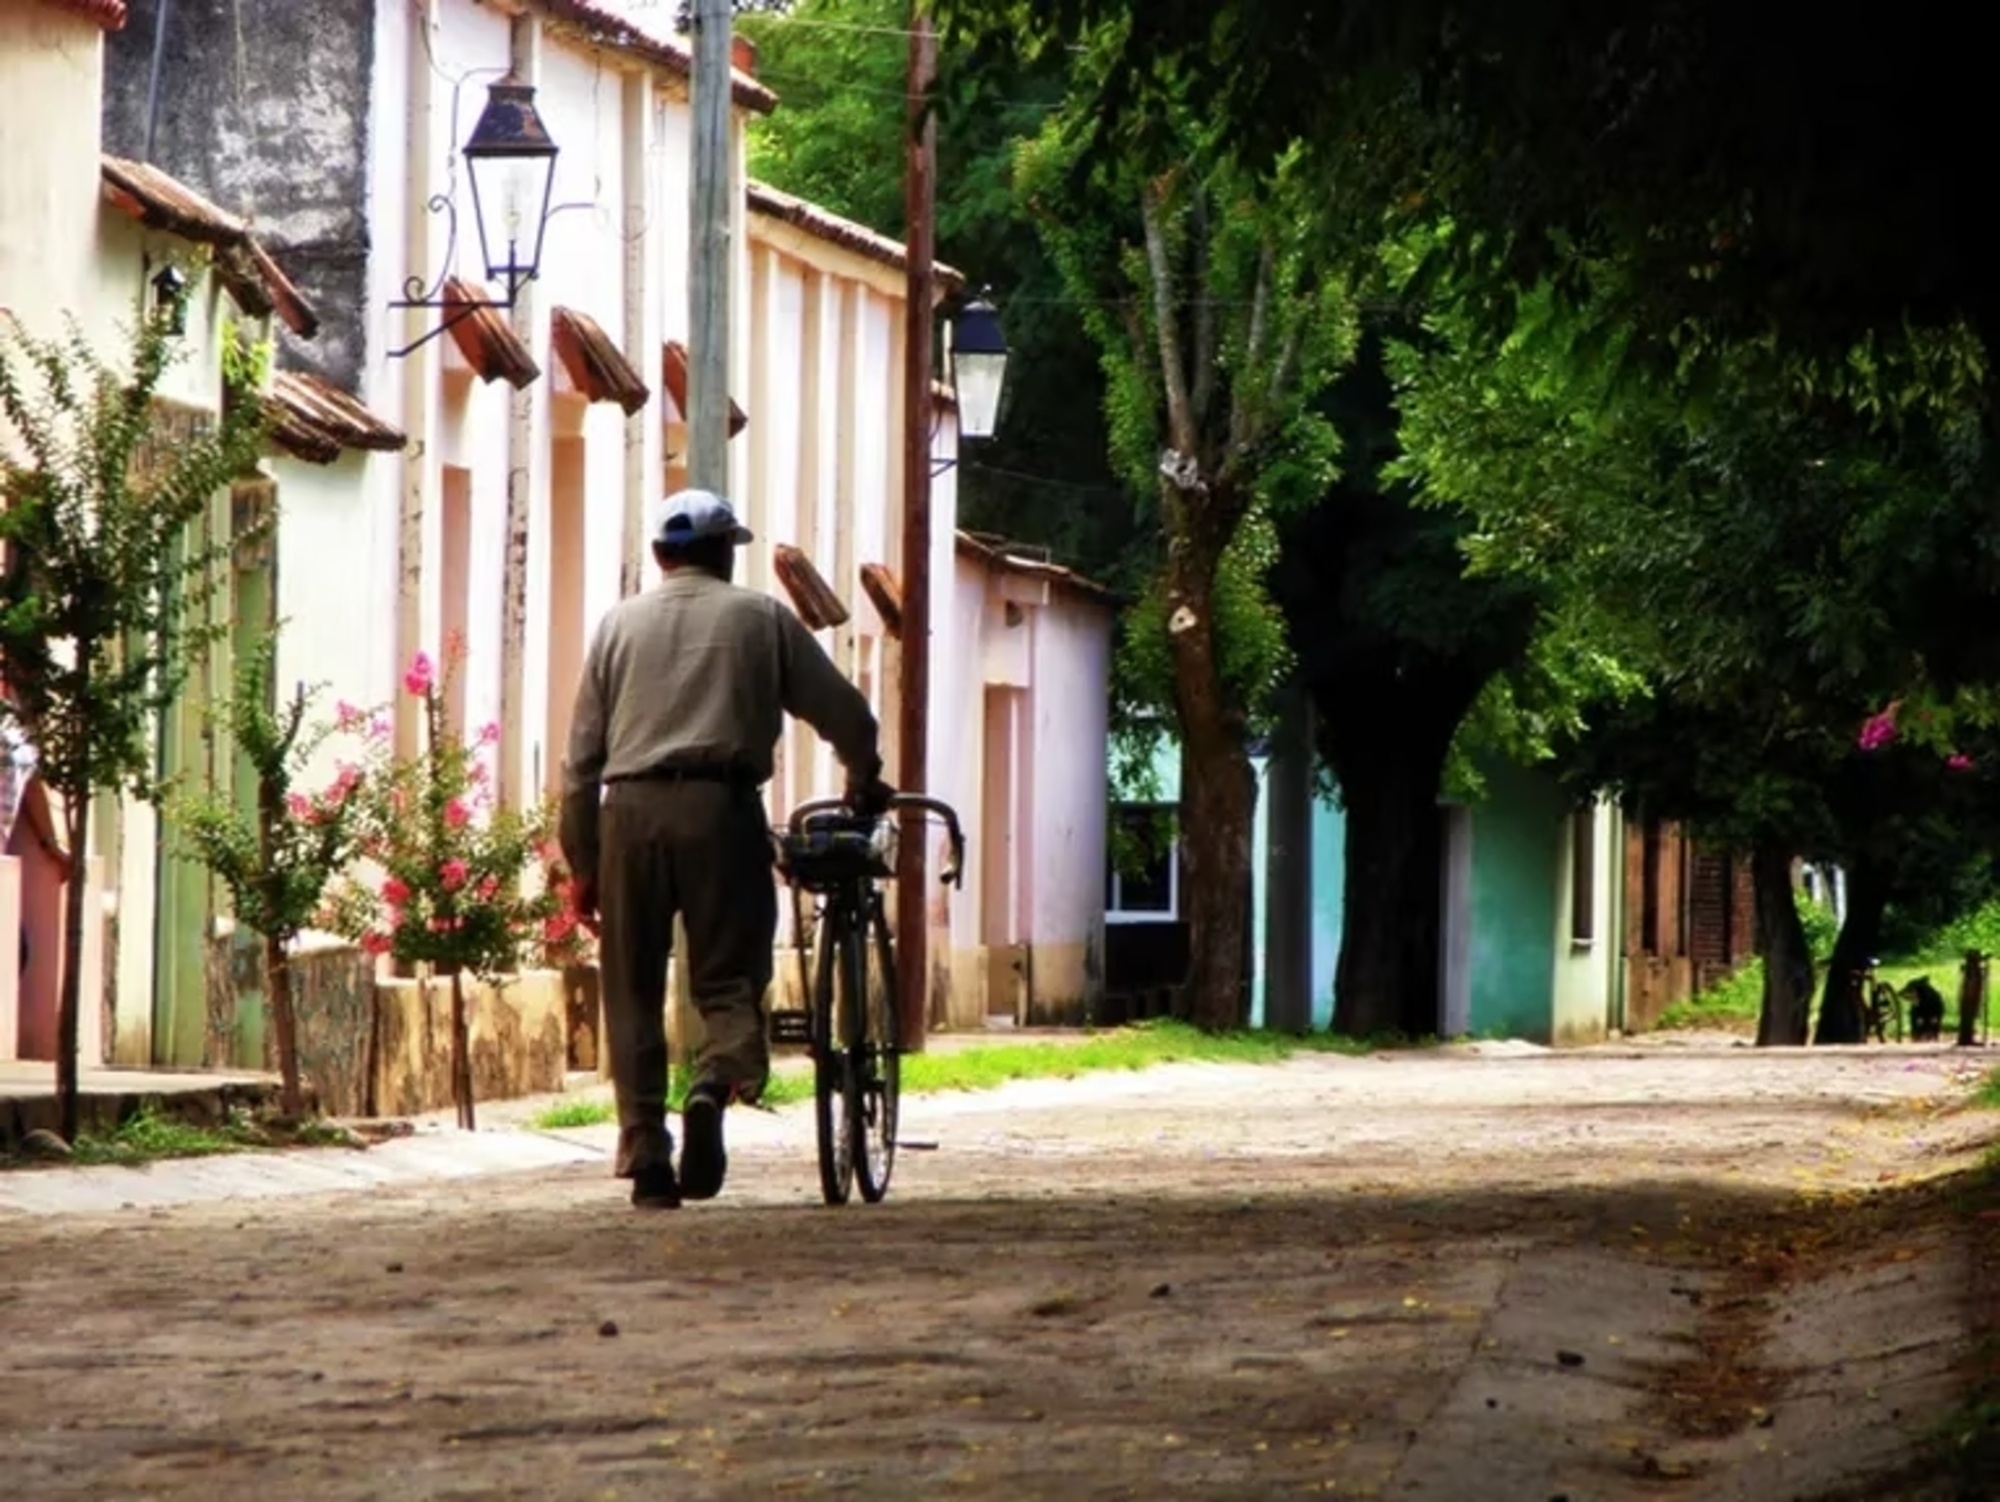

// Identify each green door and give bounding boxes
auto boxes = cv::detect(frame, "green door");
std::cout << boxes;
[153,502,217,1067]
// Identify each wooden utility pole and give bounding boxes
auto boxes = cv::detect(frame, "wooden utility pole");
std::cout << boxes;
[896,8,938,1051]
[676,0,734,1065]
[688,0,733,492]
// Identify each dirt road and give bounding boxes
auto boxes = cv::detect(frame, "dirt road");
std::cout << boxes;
[3,1040,1995,1500]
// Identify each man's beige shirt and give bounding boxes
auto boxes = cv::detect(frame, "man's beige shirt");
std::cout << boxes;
[564,571,881,807]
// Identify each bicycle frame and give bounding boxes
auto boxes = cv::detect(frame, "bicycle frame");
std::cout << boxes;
[772,793,966,1204]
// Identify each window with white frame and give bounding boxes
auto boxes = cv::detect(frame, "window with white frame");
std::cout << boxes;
[1106,803,1179,922]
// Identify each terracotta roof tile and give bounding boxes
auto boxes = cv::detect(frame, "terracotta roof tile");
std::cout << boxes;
[772,543,850,630]
[956,531,1120,607]
[100,155,318,337]
[538,0,776,114]
[859,562,902,638]
[266,369,407,464]
[747,180,964,289]
[46,0,126,29]
[442,277,540,389]
[551,305,649,414]
[661,340,747,435]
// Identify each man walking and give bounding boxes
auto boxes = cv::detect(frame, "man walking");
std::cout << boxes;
[561,489,888,1209]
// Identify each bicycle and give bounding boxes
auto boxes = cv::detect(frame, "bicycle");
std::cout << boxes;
[771,793,966,1206]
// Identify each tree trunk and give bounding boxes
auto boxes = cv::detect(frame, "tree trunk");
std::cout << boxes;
[447,964,476,1130]
[55,795,90,1145]
[1333,748,1447,1039]
[1752,845,1812,1047]
[1166,537,1254,1031]
[265,932,304,1119]
[1816,859,1888,1046]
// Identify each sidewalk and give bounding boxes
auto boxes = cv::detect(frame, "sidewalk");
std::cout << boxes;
[0,1060,278,1144]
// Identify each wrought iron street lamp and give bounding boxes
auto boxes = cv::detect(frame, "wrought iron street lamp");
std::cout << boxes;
[389,74,560,358]
[932,288,1009,474]
[947,290,1008,441]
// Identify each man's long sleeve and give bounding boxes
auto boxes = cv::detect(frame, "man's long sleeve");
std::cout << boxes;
[775,604,880,776]
[559,624,610,878]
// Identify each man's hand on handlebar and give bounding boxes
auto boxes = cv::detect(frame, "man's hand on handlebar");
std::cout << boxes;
[846,767,897,818]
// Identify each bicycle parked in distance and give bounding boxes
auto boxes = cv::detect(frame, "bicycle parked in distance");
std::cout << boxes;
[772,793,966,1206]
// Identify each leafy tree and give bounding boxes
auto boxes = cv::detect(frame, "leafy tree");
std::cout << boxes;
[740,0,1137,583]
[0,310,269,1142]
[173,634,368,1118]
[1017,62,1352,1028]
[936,0,2000,384]
[1392,259,2000,1045]
[1268,329,1540,1037]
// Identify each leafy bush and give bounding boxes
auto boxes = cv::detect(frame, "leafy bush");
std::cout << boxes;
[1796,887,1840,963]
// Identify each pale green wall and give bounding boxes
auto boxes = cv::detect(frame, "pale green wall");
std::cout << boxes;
[1465,761,1564,1040]
[1550,799,1622,1043]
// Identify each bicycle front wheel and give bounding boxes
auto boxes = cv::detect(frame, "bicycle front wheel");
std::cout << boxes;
[852,898,902,1203]
[812,904,855,1206]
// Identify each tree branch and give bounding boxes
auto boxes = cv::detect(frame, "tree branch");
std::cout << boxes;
[1140,174,1198,459]
[1189,186,1217,435]
[1230,238,1276,452]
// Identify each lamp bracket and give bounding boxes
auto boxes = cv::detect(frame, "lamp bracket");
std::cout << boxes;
[387,192,537,359]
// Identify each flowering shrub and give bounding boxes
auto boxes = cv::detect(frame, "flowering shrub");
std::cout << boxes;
[320,640,564,982]
[174,634,368,1116]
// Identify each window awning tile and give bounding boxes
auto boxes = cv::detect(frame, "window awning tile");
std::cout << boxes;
[551,305,649,414]
[266,369,407,464]
[442,277,539,389]
[661,340,748,436]
[772,543,850,630]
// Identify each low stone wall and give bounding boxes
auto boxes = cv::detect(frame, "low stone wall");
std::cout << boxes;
[284,946,570,1118]
[372,970,568,1118]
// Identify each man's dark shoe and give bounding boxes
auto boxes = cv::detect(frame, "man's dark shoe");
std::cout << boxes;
[679,1084,729,1201]
[630,1164,682,1210]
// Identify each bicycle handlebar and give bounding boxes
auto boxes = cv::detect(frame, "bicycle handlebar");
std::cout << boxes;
[786,793,967,888]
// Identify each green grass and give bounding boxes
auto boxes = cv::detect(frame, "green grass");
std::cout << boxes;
[1655,960,1768,1030]
[1,1106,360,1170]
[527,1020,1409,1131]
[1973,1069,2000,1112]
[65,1107,264,1167]
[1653,957,1957,1035]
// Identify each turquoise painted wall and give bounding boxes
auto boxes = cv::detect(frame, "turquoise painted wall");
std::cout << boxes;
[1249,775,1345,1029]
[1112,737,1343,1030]
[1307,795,1344,1030]
[1464,760,1567,1040]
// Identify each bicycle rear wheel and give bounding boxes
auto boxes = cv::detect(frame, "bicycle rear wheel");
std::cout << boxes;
[812,904,855,1206]
[852,898,901,1203]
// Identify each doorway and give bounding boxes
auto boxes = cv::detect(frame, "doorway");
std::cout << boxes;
[544,437,586,797]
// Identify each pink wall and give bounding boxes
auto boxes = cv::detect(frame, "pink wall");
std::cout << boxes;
[938,545,1113,1023]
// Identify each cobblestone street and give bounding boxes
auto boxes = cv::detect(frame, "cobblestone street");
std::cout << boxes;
[3,1041,1995,1500]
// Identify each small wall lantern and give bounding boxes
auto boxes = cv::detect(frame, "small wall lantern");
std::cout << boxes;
[151,263,189,337]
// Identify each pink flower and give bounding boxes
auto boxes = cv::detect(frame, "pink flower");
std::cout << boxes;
[444,798,471,829]
[403,651,435,698]
[334,700,361,729]
[382,876,411,907]
[368,716,392,741]
[360,932,391,957]
[478,721,502,746]
[477,876,499,901]
[1949,753,1975,771]
[285,792,311,820]
[441,858,469,892]
[1858,702,1901,752]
